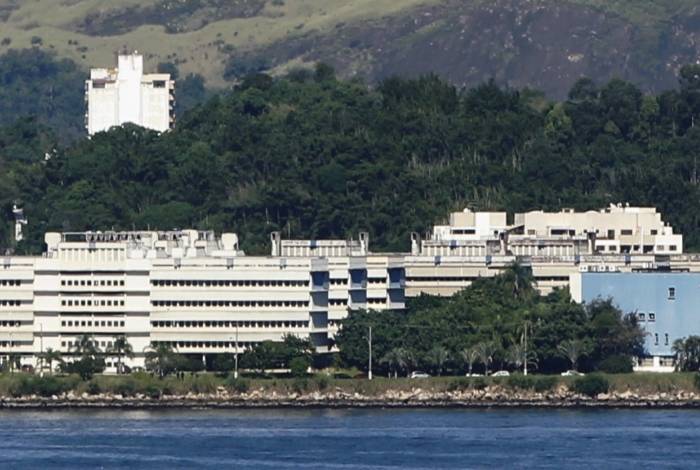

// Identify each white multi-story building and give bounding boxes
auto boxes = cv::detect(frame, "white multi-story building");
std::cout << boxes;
[85,53,174,135]
[514,204,682,255]
[1,230,373,372]
[270,232,405,338]
[406,205,685,297]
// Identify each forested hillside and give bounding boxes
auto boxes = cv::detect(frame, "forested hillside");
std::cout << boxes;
[3,59,700,255]
[3,0,700,98]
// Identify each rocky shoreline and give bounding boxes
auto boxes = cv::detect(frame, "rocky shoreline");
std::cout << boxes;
[3,386,700,409]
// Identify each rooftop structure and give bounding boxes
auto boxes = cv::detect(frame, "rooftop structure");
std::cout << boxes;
[85,53,174,135]
[514,204,682,255]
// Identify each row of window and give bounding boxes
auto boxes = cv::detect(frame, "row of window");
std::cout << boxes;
[61,279,125,287]
[151,280,309,288]
[151,320,310,328]
[600,245,678,252]
[61,339,116,349]
[61,320,126,328]
[61,299,126,307]
[637,312,656,322]
[154,341,260,349]
[0,280,21,287]
[0,321,21,327]
[151,300,311,308]
[0,300,22,307]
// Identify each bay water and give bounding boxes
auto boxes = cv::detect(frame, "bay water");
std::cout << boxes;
[0,408,697,468]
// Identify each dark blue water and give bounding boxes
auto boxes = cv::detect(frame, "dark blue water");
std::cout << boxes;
[1,408,698,468]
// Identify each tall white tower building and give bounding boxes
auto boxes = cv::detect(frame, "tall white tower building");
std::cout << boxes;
[85,52,174,135]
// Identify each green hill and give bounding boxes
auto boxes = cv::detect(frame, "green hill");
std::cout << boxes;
[3,65,700,255]
[1,0,700,97]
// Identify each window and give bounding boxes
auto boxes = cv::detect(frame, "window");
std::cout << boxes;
[607,229,615,239]
[665,334,669,346]
[668,287,676,300]
[651,229,658,235]
[638,313,645,321]
[621,229,633,236]
[649,313,656,322]
[655,333,659,345]
[670,245,678,252]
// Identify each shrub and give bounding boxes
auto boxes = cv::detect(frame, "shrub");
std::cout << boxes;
[292,377,308,394]
[533,376,558,393]
[192,374,218,394]
[87,380,101,395]
[694,374,700,391]
[598,355,633,374]
[225,375,249,394]
[572,374,609,397]
[8,375,72,397]
[114,379,136,397]
[144,384,161,399]
[314,374,330,391]
[506,374,535,390]
[290,356,310,377]
[472,377,488,390]
[448,378,471,391]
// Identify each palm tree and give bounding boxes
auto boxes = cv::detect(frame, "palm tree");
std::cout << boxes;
[39,348,63,374]
[72,334,100,356]
[460,347,479,375]
[108,336,134,374]
[672,336,700,371]
[474,341,497,376]
[397,348,417,377]
[7,353,21,373]
[425,346,450,376]
[558,339,592,372]
[145,342,178,377]
[503,262,536,299]
[506,343,537,374]
[380,348,403,378]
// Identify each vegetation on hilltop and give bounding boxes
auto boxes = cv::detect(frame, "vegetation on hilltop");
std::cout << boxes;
[4,53,700,254]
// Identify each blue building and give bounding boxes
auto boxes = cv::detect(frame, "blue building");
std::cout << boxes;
[572,272,700,372]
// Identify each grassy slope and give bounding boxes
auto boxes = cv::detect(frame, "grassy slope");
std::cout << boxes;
[0,0,695,89]
[0,0,440,87]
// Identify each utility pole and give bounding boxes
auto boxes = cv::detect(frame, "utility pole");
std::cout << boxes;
[523,321,528,376]
[234,323,239,379]
[368,326,373,381]
[39,323,44,377]
[9,331,12,374]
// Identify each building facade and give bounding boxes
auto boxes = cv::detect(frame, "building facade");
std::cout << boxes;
[0,230,380,372]
[270,232,406,338]
[85,53,174,135]
[571,272,700,372]
[405,205,685,297]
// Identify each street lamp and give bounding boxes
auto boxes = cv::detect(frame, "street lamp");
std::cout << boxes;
[234,322,239,379]
[368,325,373,381]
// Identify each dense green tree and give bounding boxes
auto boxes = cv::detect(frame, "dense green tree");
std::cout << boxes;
[672,336,700,372]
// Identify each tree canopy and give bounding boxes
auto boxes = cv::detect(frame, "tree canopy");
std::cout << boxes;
[335,267,646,375]
[2,54,700,255]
